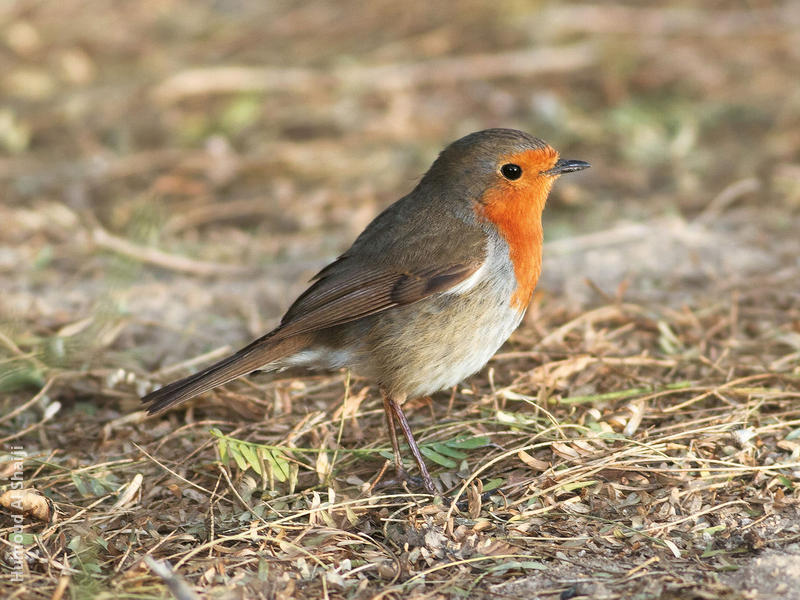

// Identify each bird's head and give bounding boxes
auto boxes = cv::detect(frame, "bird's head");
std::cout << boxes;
[420,128,590,311]
[420,128,589,216]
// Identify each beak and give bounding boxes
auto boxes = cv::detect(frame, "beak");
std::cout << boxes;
[542,158,591,176]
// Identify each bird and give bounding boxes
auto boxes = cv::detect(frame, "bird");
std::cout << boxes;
[141,128,589,495]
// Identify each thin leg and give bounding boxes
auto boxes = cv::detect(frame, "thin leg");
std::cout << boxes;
[386,394,437,495]
[382,393,406,478]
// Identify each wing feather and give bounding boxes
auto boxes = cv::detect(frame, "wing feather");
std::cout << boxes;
[272,261,482,339]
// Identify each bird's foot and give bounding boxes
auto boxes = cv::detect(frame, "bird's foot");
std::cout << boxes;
[369,464,440,497]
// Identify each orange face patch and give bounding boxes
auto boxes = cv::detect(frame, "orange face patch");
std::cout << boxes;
[475,147,560,311]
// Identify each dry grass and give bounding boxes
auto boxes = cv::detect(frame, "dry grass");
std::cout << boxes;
[2,1,800,599]
[3,287,800,599]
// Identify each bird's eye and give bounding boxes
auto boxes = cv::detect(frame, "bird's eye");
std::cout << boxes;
[500,163,522,180]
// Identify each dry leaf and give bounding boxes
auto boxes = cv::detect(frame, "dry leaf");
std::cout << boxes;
[517,450,549,471]
[552,442,581,460]
[467,481,482,519]
[0,488,52,521]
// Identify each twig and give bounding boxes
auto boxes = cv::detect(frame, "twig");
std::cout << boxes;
[152,43,596,103]
[144,556,200,600]
[50,573,71,600]
[0,376,56,426]
[133,442,221,500]
[0,397,61,444]
[538,304,649,346]
[0,329,26,356]
[696,178,760,222]
[163,197,276,234]
[90,227,248,277]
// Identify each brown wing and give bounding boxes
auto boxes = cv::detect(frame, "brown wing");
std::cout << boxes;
[142,260,480,413]
[274,198,489,339]
[142,260,481,413]
[142,199,488,413]
[272,261,482,340]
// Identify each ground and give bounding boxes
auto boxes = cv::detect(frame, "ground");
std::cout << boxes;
[1,1,800,599]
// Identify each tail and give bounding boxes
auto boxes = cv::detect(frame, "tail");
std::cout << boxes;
[141,333,309,414]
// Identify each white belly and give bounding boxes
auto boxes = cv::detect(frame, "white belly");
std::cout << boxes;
[402,304,524,397]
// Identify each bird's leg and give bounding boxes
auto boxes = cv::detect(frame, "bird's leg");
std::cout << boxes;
[386,394,437,495]
[382,393,406,479]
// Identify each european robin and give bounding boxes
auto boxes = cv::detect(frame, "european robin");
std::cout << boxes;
[142,128,589,494]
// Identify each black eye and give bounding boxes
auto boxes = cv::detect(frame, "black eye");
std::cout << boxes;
[500,163,522,180]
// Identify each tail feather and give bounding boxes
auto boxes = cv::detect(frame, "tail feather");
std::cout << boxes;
[142,334,308,414]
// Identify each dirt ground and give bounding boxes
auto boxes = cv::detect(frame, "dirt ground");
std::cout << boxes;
[2,1,800,599]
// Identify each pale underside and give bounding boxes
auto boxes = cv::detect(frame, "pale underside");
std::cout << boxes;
[278,233,525,398]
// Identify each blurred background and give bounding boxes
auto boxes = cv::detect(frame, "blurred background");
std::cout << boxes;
[2,0,799,375]
[2,3,800,597]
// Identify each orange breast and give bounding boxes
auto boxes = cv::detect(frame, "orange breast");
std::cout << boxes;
[475,148,558,311]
